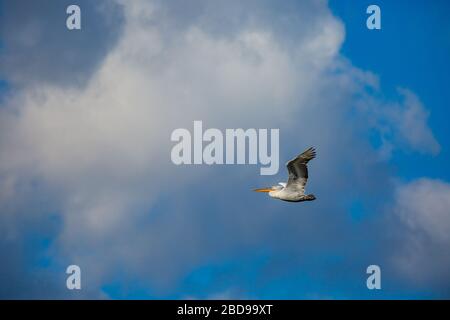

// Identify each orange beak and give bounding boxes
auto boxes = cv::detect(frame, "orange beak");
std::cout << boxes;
[253,188,272,193]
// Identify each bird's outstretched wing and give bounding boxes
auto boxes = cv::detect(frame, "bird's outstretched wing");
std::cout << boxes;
[285,147,316,194]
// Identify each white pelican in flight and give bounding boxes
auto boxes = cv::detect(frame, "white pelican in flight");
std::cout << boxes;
[254,147,316,202]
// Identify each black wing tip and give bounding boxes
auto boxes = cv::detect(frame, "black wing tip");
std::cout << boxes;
[298,146,316,162]
[286,146,317,166]
[305,146,316,156]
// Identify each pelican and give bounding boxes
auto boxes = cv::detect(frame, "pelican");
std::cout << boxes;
[254,147,316,202]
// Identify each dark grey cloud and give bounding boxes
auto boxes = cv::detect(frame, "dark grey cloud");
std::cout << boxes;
[0,0,124,88]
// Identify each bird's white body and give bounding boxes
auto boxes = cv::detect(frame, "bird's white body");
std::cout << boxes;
[268,187,316,202]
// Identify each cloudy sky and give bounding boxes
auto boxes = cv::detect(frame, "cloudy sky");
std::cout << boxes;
[0,0,449,299]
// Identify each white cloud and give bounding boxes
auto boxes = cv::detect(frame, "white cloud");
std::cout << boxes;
[0,0,346,227]
[355,88,440,159]
[392,178,450,287]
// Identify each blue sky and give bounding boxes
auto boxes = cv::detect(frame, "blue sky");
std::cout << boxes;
[331,0,450,181]
[0,0,449,299]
